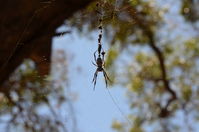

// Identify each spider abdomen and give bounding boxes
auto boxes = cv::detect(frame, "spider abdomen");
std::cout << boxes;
[97,67,103,71]
[97,58,103,66]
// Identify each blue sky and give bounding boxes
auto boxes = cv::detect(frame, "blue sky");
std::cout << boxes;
[53,30,130,132]
[0,0,198,131]
[52,0,199,131]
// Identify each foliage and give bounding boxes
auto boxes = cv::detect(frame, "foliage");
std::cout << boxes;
[69,0,199,131]
[0,50,74,132]
[181,0,199,22]
[1,0,199,131]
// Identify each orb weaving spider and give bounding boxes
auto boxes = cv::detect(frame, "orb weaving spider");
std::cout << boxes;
[92,50,111,90]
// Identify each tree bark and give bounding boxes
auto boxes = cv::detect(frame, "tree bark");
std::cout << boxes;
[0,0,93,90]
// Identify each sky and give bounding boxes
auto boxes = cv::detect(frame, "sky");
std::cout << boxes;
[53,30,131,132]
[51,0,199,131]
[0,0,199,131]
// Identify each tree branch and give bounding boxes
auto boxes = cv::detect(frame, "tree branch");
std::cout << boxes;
[127,6,177,116]
[148,35,176,98]
[147,33,177,117]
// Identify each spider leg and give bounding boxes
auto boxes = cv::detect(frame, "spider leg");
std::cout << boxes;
[92,69,97,83]
[103,69,111,82]
[102,69,109,88]
[102,60,106,68]
[92,61,97,67]
[102,47,104,52]
[94,50,97,62]
[92,69,98,90]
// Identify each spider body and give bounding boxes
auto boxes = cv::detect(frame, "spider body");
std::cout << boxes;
[96,57,103,67]
[92,51,111,90]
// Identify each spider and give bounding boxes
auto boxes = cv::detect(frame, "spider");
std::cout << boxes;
[92,50,111,90]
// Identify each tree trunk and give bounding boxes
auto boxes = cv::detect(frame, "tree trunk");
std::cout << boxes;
[0,0,93,91]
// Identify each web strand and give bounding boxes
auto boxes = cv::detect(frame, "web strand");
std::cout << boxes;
[106,88,132,126]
